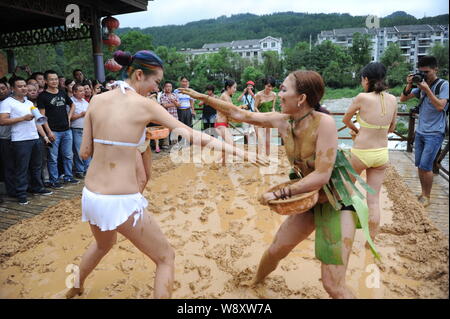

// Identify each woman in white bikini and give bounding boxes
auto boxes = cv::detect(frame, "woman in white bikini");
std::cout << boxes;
[65,50,262,299]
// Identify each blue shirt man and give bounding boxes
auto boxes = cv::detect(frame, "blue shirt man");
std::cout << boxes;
[400,55,449,207]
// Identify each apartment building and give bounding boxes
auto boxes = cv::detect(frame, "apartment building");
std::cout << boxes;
[180,36,283,62]
[317,24,448,66]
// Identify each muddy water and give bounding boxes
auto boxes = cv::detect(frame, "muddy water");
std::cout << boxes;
[0,150,446,299]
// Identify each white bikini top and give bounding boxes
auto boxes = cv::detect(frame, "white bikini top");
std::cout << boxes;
[93,81,146,147]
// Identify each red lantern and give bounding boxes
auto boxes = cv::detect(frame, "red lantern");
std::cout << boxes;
[102,33,121,47]
[105,59,122,72]
[102,16,120,32]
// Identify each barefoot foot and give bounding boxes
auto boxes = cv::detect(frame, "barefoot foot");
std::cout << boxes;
[66,287,84,299]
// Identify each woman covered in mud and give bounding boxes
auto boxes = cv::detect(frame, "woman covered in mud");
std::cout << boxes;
[343,62,397,244]
[179,70,378,299]
[65,50,263,299]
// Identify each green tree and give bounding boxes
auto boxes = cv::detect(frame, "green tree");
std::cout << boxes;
[349,32,372,70]
[63,39,94,79]
[261,51,283,79]
[430,42,449,78]
[189,54,212,90]
[381,43,412,87]
[12,44,59,76]
[155,46,190,84]
[322,61,344,88]
[380,43,405,68]
[311,41,352,73]
[119,30,154,54]
[283,41,313,74]
[241,66,264,85]
[309,41,354,88]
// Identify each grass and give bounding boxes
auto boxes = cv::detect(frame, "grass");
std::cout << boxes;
[322,87,363,100]
[322,85,413,100]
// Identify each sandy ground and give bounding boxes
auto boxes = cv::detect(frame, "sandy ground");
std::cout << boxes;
[0,149,448,299]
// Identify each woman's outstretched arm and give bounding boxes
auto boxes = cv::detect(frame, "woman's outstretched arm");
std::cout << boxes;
[178,88,286,128]
[259,114,338,204]
[144,98,269,166]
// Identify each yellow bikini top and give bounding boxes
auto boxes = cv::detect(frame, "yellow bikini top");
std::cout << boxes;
[356,92,390,130]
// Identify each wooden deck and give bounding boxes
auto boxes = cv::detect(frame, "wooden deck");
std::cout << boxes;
[389,150,449,237]
[0,151,169,233]
[0,150,448,237]
[0,181,84,232]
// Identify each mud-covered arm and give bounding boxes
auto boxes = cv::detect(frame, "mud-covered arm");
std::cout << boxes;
[178,88,286,128]
[146,99,268,166]
[259,115,338,204]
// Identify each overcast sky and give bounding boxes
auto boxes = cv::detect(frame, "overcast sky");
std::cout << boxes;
[116,0,449,28]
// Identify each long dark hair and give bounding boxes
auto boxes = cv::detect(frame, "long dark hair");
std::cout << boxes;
[360,62,388,93]
[221,79,235,94]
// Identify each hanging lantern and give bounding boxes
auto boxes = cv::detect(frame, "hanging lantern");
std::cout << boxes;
[102,16,120,33]
[105,58,122,72]
[102,33,121,51]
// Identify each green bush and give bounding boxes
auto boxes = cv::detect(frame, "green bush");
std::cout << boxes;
[395,121,409,135]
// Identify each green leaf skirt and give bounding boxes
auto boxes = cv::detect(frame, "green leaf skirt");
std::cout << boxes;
[289,149,380,265]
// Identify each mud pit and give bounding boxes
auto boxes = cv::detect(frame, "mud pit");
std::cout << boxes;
[0,149,448,299]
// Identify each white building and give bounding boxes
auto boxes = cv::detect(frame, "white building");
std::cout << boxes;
[180,36,283,62]
[317,24,448,67]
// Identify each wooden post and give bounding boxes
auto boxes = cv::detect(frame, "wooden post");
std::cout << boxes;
[407,112,416,153]
[6,50,15,73]
[90,9,105,82]
[433,141,449,175]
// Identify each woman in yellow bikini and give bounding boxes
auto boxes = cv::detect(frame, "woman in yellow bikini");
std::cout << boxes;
[343,62,397,243]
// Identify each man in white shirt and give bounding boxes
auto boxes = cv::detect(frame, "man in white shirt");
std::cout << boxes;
[174,76,195,127]
[70,83,90,178]
[0,77,52,205]
[0,79,14,202]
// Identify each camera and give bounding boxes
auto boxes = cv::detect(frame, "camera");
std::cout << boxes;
[412,71,426,84]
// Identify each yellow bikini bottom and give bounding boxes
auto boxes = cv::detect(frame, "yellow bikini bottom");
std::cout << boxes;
[351,147,389,168]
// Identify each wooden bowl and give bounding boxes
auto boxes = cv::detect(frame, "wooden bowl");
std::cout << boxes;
[147,126,170,140]
[267,180,319,215]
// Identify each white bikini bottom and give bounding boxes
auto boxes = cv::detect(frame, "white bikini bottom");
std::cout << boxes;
[81,187,148,231]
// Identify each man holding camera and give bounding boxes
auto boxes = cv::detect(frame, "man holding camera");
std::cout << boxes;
[400,56,449,207]
[238,81,257,144]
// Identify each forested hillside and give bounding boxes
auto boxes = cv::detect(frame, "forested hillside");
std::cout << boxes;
[116,11,449,48]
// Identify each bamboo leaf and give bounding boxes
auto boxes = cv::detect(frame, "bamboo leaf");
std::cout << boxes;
[337,150,376,195]
[338,167,365,199]
[330,169,353,206]
[322,183,342,210]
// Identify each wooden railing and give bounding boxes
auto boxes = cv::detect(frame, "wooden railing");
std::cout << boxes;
[331,111,412,143]
[193,108,448,179]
